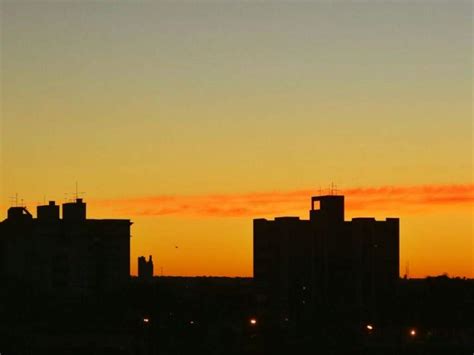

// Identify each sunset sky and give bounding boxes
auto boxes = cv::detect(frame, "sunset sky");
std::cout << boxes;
[1,1,472,277]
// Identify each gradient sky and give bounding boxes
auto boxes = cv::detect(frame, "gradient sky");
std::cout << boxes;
[1,1,472,277]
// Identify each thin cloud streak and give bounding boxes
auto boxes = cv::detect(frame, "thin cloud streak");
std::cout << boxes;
[91,184,474,218]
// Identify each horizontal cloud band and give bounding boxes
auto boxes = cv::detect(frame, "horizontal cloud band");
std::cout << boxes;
[92,183,474,218]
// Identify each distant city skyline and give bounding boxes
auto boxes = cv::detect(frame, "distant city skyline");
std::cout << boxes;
[1,1,472,277]
[1,183,471,278]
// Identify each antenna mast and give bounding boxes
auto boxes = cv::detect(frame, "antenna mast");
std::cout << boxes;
[72,182,85,201]
[9,193,19,207]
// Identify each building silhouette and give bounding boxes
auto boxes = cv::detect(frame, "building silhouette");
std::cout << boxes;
[0,199,131,293]
[253,195,399,322]
[138,255,154,280]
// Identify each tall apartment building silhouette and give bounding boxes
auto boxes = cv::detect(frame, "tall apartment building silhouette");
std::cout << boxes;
[0,199,131,293]
[253,195,399,322]
[138,255,154,280]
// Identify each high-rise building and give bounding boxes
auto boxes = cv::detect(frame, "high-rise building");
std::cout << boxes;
[0,199,131,293]
[138,255,154,280]
[253,195,399,322]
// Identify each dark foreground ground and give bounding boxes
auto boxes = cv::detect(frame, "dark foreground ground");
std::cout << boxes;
[1,276,473,355]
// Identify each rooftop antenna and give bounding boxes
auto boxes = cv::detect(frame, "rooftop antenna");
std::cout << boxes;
[9,193,19,207]
[74,182,85,201]
[329,182,339,196]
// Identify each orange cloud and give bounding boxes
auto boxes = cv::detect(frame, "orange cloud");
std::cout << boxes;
[90,183,474,218]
